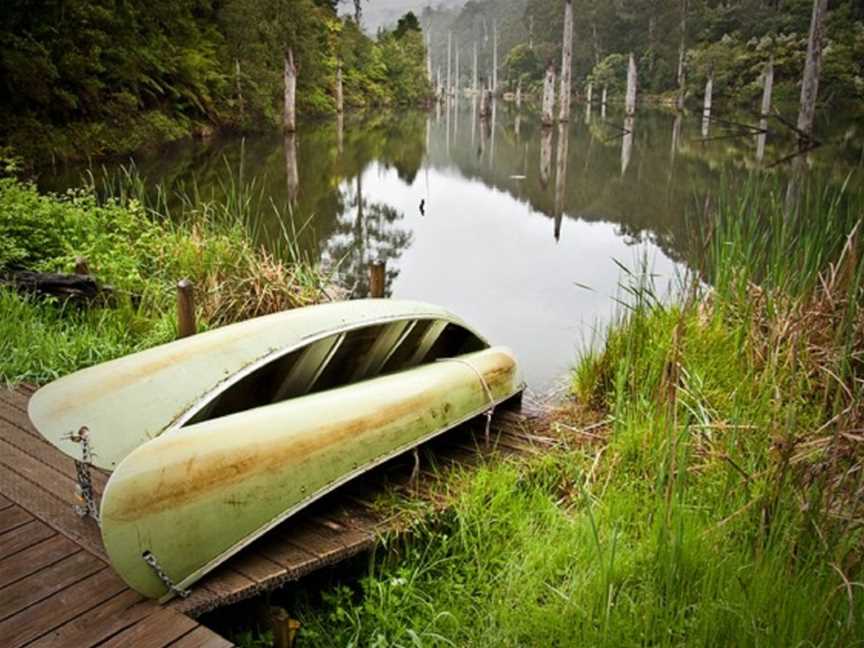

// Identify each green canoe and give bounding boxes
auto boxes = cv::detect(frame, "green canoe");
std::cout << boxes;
[28,300,522,600]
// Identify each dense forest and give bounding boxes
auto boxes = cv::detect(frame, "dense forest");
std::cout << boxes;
[421,0,864,106]
[0,0,429,161]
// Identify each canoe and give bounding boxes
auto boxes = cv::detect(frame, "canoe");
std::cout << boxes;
[28,300,522,600]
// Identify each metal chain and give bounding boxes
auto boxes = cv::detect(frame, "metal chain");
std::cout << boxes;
[142,551,191,598]
[64,426,100,523]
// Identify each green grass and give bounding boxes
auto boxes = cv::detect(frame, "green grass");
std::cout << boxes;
[284,173,864,647]
[0,169,325,385]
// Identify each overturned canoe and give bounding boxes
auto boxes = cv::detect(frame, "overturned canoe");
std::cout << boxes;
[28,300,522,600]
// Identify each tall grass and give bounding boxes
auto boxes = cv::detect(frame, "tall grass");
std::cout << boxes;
[286,172,864,647]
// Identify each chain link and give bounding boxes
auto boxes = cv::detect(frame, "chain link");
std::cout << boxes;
[64,426,100,522]
[142,551,191,598]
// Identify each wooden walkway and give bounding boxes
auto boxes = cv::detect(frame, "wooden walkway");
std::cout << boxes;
[0,385,550,644]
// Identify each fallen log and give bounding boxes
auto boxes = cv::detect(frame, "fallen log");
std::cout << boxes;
[2,270,111,303]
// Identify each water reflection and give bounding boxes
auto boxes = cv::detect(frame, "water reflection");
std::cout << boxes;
[42,106,863,389]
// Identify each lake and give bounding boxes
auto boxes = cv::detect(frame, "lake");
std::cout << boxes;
[40,100,863,392]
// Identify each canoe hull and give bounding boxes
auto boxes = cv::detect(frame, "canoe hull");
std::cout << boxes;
[100,347,520,600]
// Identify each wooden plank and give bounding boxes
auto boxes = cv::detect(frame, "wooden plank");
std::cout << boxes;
[29,590,152,648]
[0,519,55,558]
[229,551,287,585]
[0,505,30,533]
[0,453,106,560]
[0,403,39,439]
[254,532,319,577]
[0,438,83,509]
[0,493,11,510]
[0,534,78,588]
[99,606,197,648]
[0,550,103,622]
[0,389,29,416]
[169,625,234,648]
[0,567,127,648]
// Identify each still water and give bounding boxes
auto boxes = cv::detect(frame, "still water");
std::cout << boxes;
[42,101,863,392]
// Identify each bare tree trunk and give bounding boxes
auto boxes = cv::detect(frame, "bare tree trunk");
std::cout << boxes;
[559,0,574,122]
[671,112,682,162]
[554,121,570,241]
[455,43,460,96]
[586,82,593,105]
[436,67,442,102]
[337,112,344,155]
[479,81,491,118]
[447,32,452,97]
[335,63,344,114]
[625,53,637,116]
[648,16,656,75]
[235,59,245,123]
[285,133,299,202]
[621,116,634,176]
[601,85,607,117]
[540,127,553,187]
[542,63,556,127]
[591,19,601,66]
[473,42,478,94]
[676,0,688,111]
[756,58,774,162]
[528,15,534,50]
[284,48,297,133]
[492,20,498,93]
[516,79,522,109]
[701,71,712,137]
[426,32,432,84]
[797,0,828,143]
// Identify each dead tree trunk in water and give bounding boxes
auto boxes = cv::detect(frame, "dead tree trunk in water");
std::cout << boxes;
[516,79,522,109]
[455,43,460,96]
[554,122,570,241]
[447,32,452,97]
[473,42,478,94]
[335,63,344,114]
[702,71,713,137]
[676,0,688,111]
[492,20,498,93]
[540,126,553,187]
[283,48,297,133]
[558,0,574,122]
[756,58,774,162]
[542,64,556,127]
[625,53,637,116]
[426,32,432,84]
[235,59,245,123]
[285,133,299,203]
[601,85,608,117]
[797,0,828,144]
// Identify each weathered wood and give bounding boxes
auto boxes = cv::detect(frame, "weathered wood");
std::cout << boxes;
[492,19,498,93]
[0,505,30,534]
[702,71,713,137]
[0,535,79,588]
[515,79,522,109]
[797,0,828,142]
[270,607,300,648]
[98,605,198,648]
[335,63,343,114]
[625,53,638,116]
[283,48,297,133]
[541,63,556,127]
[176,279,196,339]
[760,57,774,117]
[0,520,54,558]
[0,550,103,621]
[170,626,235,648]
[472,42,478,95]
[455,43,460,95]
[446,31,452,95]
[369,261,386,298]
[4,271,102,302]
[558,0,574,122]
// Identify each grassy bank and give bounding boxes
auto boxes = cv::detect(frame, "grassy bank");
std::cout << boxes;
[0,167,324,385]
[278,175,863,647]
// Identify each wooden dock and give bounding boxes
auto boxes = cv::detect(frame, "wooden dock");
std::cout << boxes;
[0,385,549,646]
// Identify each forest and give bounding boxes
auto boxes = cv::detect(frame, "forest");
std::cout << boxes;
[421,0,864,106]
[0,0,429,161]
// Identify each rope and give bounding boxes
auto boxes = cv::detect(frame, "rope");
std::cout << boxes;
[143,551,191,598]
[438,358,496,447]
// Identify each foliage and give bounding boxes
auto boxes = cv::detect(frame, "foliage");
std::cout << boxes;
[0,174,323,385]
[0,2,431,162]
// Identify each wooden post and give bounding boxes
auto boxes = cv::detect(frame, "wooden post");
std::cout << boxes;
[541,63,556,127]
[284,48,297,133]
[797,0,828,143]
[625,53,637,116]
[676,0,688,111]
[270,607,301,648]
[558,0,574,122]
[74,256,90,276]
[176,279,196,339]
[335,63,343,114]
[369,261,386,298]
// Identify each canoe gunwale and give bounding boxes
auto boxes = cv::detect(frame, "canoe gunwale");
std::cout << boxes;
[166,311,487,437]
[156,379,521,603]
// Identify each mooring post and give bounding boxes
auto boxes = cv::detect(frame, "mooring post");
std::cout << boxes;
[369,261,386,298]
[270,607,301,648]
[176,279,196,338]
[74,256,90,276]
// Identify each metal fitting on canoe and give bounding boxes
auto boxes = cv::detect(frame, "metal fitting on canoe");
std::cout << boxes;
[64,426,100,523]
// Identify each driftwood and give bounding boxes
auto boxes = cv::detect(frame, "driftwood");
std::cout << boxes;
[3,270,110,303]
